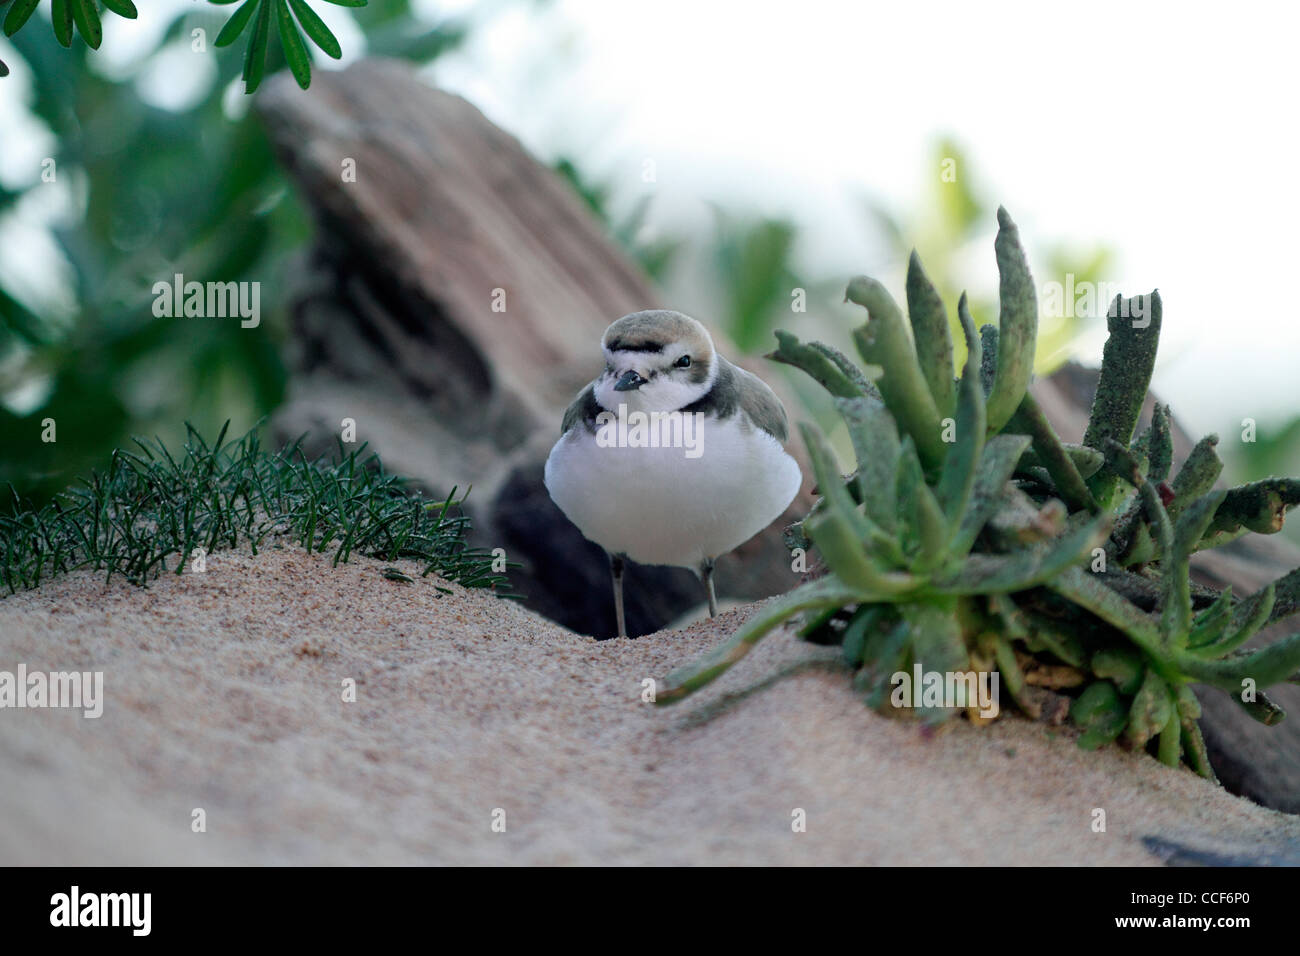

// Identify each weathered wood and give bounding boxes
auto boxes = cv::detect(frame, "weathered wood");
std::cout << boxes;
[256,60,812,640]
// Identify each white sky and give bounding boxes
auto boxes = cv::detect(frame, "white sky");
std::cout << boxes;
[2,0,1298,436]
[430,0,1300,437]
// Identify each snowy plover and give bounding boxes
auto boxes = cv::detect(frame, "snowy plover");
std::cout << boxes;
[544,310,803,637]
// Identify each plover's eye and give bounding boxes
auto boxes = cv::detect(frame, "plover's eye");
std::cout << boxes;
[674,355,692,369]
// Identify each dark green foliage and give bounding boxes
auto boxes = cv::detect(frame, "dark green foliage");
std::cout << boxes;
[0,423,513,594]
[0,1,467,506]
[0,0,367,91]
[656,208,1300,781]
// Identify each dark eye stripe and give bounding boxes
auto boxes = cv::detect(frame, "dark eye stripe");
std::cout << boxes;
[606,337,664,353]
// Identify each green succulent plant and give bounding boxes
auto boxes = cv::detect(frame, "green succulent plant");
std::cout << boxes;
[655,208,1300,780]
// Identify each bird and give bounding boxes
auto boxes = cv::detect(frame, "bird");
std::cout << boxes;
[544,309,803,638]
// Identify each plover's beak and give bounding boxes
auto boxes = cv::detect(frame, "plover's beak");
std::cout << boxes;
[613,370,646,392]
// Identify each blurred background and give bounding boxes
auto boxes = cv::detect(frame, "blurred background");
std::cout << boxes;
[1,0,1298,541]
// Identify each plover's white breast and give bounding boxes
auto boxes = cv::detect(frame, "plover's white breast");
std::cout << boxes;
[544,413,802,569]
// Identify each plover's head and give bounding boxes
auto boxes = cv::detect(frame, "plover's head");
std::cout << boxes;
[593,310,718,412]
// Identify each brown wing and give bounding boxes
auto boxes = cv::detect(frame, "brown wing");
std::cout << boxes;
[560,383,602,434]
[732,362,789,443]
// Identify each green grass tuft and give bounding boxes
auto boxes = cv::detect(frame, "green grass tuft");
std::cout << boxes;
[1,421,513,596]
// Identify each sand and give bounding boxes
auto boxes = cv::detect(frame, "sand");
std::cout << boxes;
[2,543,1297,866]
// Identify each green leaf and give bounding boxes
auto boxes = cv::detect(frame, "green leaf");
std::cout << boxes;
[1091,646,1144,695]
[1006,392,1096,513]
[857,619,911,709]
[275,0,312,89]
[51,0,73,47]
[904,250,956,418]
[949,433,1030,558]
[938,514,1108,595]
[1262,566,1300,628]
[1179,703,1216,781]
[902,599,970,722]
[3,0,40,37]
[1126,670,1172,749]
[847,275,946,470]
[808,341,880,397]
[655,576,872,704]
[1201,478,1300,544]
[288,0,341,58]
[842,604,887,667]
[1235,690,1286,726]
[804,507,914,597]
[1157,707,1182,767]
[1186,587,1233,650]
[216,0,260,48]
[893,437,947,569]
[321,0,367,5]
[1193,583,1275,658]
[242,0,272,93]
[977,322,998,399]
[71,0,101,49]
[1048,566,1164,657]
[800,423,870,538]
[1167,435,1222,521]
[1083,290,1163,506]
[1072,681,1127,749]
[903,599,969,674]
[1175,631,1300,692]
[935,293,985,529]
[986,207,1038,433]
[100,0,138,18]
[768,330,870,399]
[1162,489,1226,644]
[833,395,899,532]
[1146,403,1173,483]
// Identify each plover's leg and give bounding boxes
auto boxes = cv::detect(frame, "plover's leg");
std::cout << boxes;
[610,552,628,638]
[700,557,718,618]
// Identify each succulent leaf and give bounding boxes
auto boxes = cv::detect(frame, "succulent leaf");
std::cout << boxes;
[938,514,1109,595]
[833,396,899,532]
[1193,583,1276,658]
[1167,435,1223,521]
[847,276,947,470]
[768,330,874,399]
[904,250,957,419]
[1126,669,1173,749]
[1186,587,1234,650]
[949,434,1031,558]
[1072,681,1128,750]
[656,576,874,704]
[1007,392,1097,513]
[934,296,986,530]
[1174,632,1300,692]
[1162,489,1227,644]
[1091,646,1145,695]
[1201,478,1300,545]
[901,599,969,722]
[985,208,1038,433]
[1083,290,1163,507]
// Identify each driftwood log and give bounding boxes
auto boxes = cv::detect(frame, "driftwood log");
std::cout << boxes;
[256,59,1300,813]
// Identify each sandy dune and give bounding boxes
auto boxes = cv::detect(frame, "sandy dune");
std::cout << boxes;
[2,544,1297,865]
